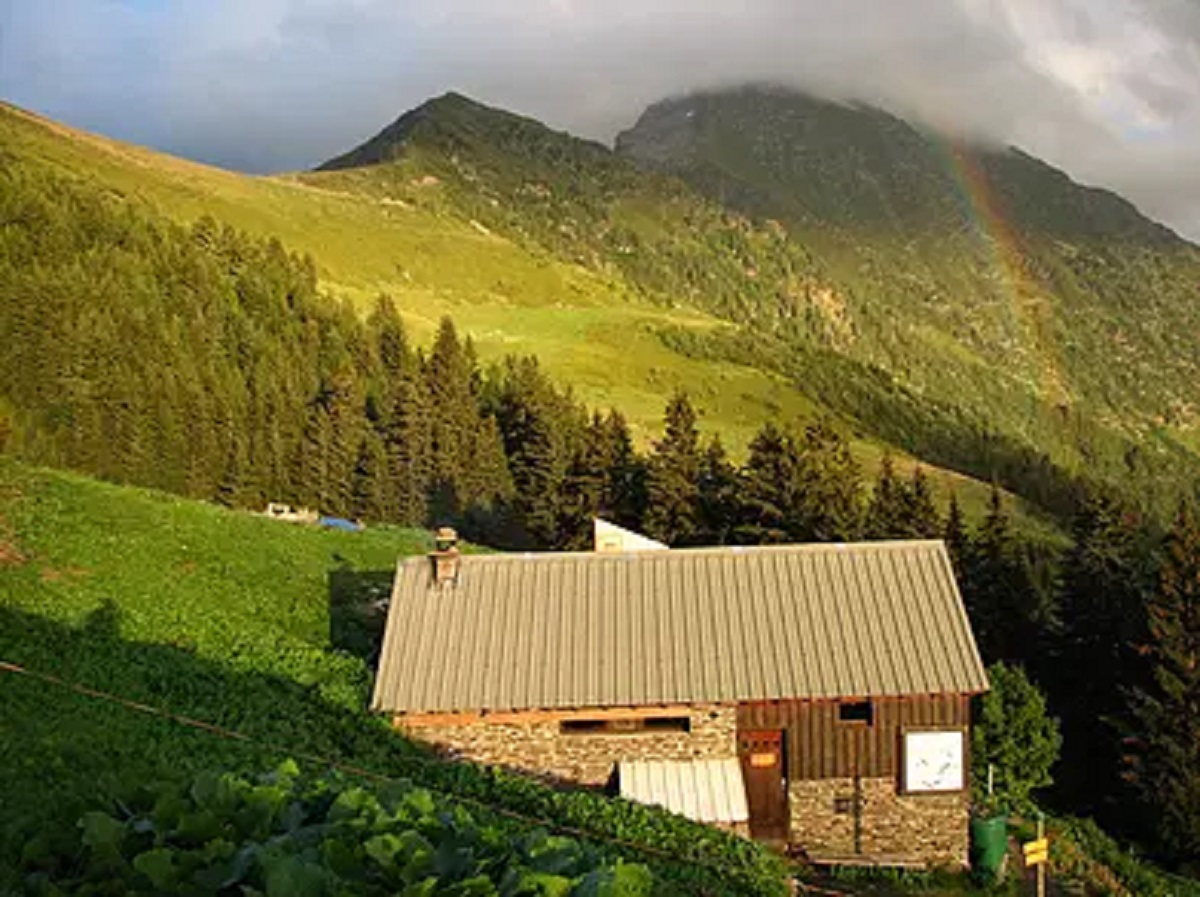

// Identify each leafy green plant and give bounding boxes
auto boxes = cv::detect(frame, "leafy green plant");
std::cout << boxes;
[24,762,655,896]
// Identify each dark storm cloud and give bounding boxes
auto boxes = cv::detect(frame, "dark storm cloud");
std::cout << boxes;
[2,0,1199,237]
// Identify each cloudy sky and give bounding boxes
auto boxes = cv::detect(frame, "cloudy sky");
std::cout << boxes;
[3,0,1200,237]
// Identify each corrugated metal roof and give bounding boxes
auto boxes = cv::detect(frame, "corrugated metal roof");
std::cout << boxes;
[371,541,988,713]
[619,759,748,824]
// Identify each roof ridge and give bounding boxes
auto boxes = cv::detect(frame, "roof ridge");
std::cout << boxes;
[400,539,947,566]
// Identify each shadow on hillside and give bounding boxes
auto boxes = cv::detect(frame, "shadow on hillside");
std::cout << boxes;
[0,603,747,893]
[0,601,433,863]
[327,567,394,667]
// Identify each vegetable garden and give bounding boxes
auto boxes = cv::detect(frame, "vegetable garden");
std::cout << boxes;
[0,461,788,895]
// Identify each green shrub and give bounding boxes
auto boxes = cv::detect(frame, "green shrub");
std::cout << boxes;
[23,762,654,896]
[971,663,1061,814]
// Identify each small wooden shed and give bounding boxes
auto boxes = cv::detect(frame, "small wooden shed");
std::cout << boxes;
[371,539,987,866]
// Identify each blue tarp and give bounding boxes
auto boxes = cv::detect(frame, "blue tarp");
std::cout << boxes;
[318,516,363,532]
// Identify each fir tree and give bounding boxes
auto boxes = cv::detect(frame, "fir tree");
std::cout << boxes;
[962,486,1043,664]
[1126,502,1200,859]
[643,392,703,546]
[865,454,906,538]
[903,466,942,538]
[735,422,799,545]
[386,375,432,526]
[944,491,970,573]
[1055,492,1151,815]
[792,419,862,542]
[696,436,738,546]
[350,430,388,522]
[595,410,647,530]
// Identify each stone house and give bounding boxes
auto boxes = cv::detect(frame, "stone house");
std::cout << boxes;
[371,533,988,866]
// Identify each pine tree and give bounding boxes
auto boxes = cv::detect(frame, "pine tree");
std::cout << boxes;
[386,374,432,526]
[320,367,366,516]
[962,486,1042,663]
[903,466,942,538]
[1055,492,1151,814]
[1127,502,1200,859]
[865,454,906,538]
[696,436,738,546]
[485,356,582,548]
[596,410,647,530]
[350,430,388,522]
[643,392,703,546]
[735,422,798,544]
[425,318,478,521]
[792,419,862,542]
[944,492,970,573]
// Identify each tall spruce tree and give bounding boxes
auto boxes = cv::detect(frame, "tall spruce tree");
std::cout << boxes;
[944,492,970,573]
[903,467,942,539]
[643,392,704,546]
[1126,502,1200,860]
[1055,492,1151,815]
[486,356,583,549]
[865,454,907,538]
[595,410,647,530]
[735,422,800,544]
[792,419,863,542]
[962,486,1044,664]
[696,436,739,546]
[425,317,486,521]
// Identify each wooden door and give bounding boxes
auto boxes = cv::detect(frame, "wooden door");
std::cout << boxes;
[738,729,789,842]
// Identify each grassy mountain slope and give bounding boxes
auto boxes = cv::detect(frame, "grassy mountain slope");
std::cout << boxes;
[615,86,1200,513]
[0,99,815,451]
[0,459,788,894]
[0,97,1039,529]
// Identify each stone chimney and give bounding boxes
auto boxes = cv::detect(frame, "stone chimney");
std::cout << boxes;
[429,526,460,588]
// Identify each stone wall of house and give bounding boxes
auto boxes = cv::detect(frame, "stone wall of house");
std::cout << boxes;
[789,777,968,868]
[396,704,737,787]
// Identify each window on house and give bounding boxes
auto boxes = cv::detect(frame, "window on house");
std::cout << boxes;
[641,716,692,733]
[559,716,691,735]
[838,700,874,725]
[560,719,609,734]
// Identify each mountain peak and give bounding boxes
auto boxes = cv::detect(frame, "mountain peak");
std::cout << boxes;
[617,83,1179,246]
[317,91,560,172]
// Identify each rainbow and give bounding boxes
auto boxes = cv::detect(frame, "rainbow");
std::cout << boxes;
[926,136,1068,404]
[934,138,1029,299]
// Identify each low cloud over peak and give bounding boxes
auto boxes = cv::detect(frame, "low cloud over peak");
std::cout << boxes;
[3,0,1199,237]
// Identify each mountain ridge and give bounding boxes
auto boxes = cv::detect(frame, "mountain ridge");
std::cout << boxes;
[305,84,1200,517]
[4,86,1200,522]
[615,85,1182,246]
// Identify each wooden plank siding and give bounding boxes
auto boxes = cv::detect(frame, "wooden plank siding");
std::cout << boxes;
[737,695,970,780]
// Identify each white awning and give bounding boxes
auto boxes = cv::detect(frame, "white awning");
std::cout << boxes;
[618,758,748,824]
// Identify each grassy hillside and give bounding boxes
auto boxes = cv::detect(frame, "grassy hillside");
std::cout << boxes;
[0,459,788,894]
[0,97,1047,533]
[0,99,813,454]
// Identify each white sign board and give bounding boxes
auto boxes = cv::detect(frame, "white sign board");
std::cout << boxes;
[903,730,965,793]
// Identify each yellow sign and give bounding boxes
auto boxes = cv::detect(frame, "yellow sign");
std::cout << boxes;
[1023,837,1049,866]
[750,752,777,768]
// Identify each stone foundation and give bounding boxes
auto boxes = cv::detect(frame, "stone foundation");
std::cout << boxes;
[789,777,968,868]
[397,704,737,787]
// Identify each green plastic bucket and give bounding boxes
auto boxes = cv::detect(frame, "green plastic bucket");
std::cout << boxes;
[970,814,1008,882]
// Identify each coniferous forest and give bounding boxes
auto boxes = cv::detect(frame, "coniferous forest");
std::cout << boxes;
[5,148,1200,875]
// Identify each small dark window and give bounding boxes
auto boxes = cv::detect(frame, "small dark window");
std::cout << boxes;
[559,716,692,735]
[561,719,608,734]
[838,701,873,725]
[833,796,854,814]
[642,716,691,733]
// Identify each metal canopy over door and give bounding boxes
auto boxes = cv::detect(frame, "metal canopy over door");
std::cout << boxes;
[738,729,789,842]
